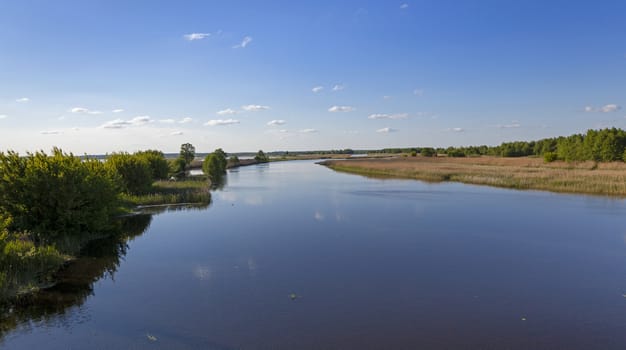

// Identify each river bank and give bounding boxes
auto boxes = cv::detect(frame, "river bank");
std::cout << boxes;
[319,156,626,196]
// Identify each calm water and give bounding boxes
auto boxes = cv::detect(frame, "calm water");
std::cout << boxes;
[2,160,626,349]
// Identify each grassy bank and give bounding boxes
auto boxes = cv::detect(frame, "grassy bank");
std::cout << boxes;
[320,156,626,196]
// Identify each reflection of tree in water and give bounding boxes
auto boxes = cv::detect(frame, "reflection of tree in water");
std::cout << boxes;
[0,214,152,340]
[210,172,228,191]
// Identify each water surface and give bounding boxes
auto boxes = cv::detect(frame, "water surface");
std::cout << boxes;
[3,160,626,349]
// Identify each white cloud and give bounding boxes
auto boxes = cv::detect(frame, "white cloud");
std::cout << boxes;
[312,86,324,93]
[451,127,464,132]
[400,3,409,9]
[184,33,211,41]
[497,123,521,129]
[101,119,127,129]
[159,119,176,124]
[179,117,193,124]
[170,131,184,136]
[0,115,7,119]
[376,127,397,133]
[217,108,238,115]
[584,104,621,113]
[332,84,345,91]
[112,109,124,113]
[70,107,102,115]
[16,97,29,103]
[129,116,151,125]
[413,89,424,96]
[267,119,286,126]
[204,119,240,126]
[328,105,355,112]
[383,95,393,100]
[242,105,270,112]
[233,36,252,48]
[40,130,62,135]
[368,113,408,120]
[100,115,153,129]
[600,104,621,113]
[299,128,318,133]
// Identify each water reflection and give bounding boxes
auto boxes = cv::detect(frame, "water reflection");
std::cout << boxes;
[0,214,152,341]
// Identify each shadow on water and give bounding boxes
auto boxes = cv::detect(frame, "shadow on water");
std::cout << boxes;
[0,214,153,341]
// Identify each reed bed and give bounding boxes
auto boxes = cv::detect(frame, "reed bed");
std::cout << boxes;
[122,179,211,206]
[321,156,626,196]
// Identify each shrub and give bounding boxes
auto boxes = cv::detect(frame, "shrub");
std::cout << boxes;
[0,149,121,239]
[105,153,153,194]
[543,152,558,163]
[255,150,269,163]
[135,150,169,180]
[420,148,436,157]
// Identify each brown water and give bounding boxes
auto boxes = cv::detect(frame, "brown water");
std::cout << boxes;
[2,160,626,349]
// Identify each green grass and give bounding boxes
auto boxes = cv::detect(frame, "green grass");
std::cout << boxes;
[121,178,212,207]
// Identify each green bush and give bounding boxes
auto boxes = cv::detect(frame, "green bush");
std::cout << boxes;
[203,149,227,181]
[420,148,436,157]
[447,149,466,157]
[255,150,269,163]
[0,149,121,239]
[105,153,153,194]
[135,150,169,180]
[543,152,558,163]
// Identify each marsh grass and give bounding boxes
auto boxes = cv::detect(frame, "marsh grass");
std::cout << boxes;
[321,156,626,196]
[122,178,212,206]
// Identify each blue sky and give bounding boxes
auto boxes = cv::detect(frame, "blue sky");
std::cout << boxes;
[0,0,625,154]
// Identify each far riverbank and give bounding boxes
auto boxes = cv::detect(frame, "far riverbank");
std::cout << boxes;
[319,156,626,197]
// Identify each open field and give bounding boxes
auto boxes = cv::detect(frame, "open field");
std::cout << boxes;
[320,156,626,196]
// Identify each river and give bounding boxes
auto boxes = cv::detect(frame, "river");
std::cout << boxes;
[2,160,626,349]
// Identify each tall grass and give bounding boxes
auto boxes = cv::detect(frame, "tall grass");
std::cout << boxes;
[121,179,212,206]
[321,156,626,196]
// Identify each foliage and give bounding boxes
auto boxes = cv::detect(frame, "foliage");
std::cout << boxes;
[105,152,153,194]
[420,148,436,157]
[254,150,269,163]
[0,148,121,240]
[169,157,187,178]
[543,152,558,163]
[446,148,466,157]
[134,150,169,180]
[203,148,228,183]
[179,143,196,166]
[0,230,65,298]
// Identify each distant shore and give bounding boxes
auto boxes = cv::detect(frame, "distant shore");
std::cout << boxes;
[319,156,626,197]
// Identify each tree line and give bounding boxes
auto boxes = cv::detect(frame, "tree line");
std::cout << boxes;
[368,128,626,162]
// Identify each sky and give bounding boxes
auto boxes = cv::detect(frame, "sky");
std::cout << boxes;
[0,0,625,154]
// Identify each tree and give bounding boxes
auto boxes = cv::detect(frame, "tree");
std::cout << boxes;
[255,150,269,163]
[105,153,153,194]
[420,148,436,157]
[179,143,196,167]
[135,150,169,180]
[213,148,227,172]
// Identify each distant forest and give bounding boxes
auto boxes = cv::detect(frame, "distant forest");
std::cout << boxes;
[366,127,626,162]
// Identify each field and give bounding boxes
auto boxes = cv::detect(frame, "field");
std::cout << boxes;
[320,156,626,196]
